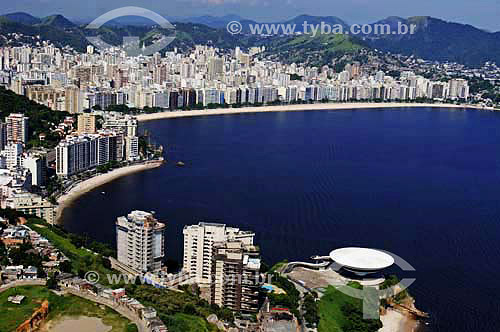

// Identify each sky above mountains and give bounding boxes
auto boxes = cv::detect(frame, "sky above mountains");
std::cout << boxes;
[2,0,500,31]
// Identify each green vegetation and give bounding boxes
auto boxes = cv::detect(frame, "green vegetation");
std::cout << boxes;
[0,239,8,265]
[125,323,139,332]
[468,77,495,94]
[0,285,131,332]
[379,275,409,303]
[0,14,260,54]
[7,241,46,277]
[26,218,116,285]
[369,16,500,67]
[96,160,121,173]
[303,292,320,327]
[124,284,225,332]
[0,87,70,148]
[162,314,219,332]
[0,207,28,224]
[265,33,365,66]
[22,218,222,330]
[379,275,399,290]
[269,259,288,273]
[317,285,382,332]
[267,273,300,319]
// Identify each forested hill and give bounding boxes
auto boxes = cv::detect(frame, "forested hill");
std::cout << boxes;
[0,87,69,148]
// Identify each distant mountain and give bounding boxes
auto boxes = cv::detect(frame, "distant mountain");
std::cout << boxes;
[176,15,245,29]
[282,14,349,29]
[0,13,261,53]
[0,12,499,67]
[40,14,77,29]
[1,12,41,25]
[177,14,349,33]
[364,16,500,66]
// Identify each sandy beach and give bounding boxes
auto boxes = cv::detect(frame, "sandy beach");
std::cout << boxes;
[136,102,493,122]
[379,309,419,332]
[56,161,164,223]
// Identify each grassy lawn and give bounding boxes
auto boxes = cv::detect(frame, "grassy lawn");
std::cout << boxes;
[0,285,131,332]
[27,218,116,286]
[164,313,219,332]
[318,284,382,332]
[318,286,354,332]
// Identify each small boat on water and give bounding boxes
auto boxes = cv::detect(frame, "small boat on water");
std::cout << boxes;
[101,191,106,195]
[176,161,185,167]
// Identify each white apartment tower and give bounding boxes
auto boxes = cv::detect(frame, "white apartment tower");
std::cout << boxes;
[3,142,23,170]
[116,210,166,273]
[56,132,123,176]
[182,222,255,284]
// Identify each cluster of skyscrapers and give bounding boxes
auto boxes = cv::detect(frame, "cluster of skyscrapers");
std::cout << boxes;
[0,43,470,116]
[0,113,54,222]
[116,215,262,313]
[55,112,139,177]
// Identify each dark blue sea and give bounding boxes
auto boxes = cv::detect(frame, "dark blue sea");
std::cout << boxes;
[62,107,500,332]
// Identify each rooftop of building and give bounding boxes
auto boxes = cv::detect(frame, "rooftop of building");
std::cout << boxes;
[329,247,394,271]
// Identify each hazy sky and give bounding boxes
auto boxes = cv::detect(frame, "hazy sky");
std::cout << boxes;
[3,0,500,31]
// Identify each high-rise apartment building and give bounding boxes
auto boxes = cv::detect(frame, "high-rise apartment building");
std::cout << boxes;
[102,114,138,138]
[55,132,123,176]
[211,240,261,313]
[3,142,23,170]
[116,210,166,273]
[65,85,83,114]
[182,222,255,284]
[0,121,7,151]
[6,113,28,144]
[208,57,224,80]
[77,113,97,134]
[23,154,47,187]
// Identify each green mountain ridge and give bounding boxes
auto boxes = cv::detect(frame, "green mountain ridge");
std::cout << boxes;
[0,12,498,66]
[264,33,366,66]
[39,14,77,29]
[365,16,500,66]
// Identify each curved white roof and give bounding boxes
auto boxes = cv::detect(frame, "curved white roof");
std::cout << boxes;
[329,247,395,271]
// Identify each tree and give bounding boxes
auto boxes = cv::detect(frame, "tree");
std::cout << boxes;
[59,260,73,273]
[303,293,319,326]
[47,274,59,289]
[125,324,139,332]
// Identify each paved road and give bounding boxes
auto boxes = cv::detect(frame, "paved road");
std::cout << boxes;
[0,279,46,292]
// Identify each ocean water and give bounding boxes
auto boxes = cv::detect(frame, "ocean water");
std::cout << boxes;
[62,108,500,332]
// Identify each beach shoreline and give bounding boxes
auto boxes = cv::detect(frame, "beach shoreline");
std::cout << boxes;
[55,160,164,224]
[136,102,494,122]
[56,102,491,223]
[379,308,420,332]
